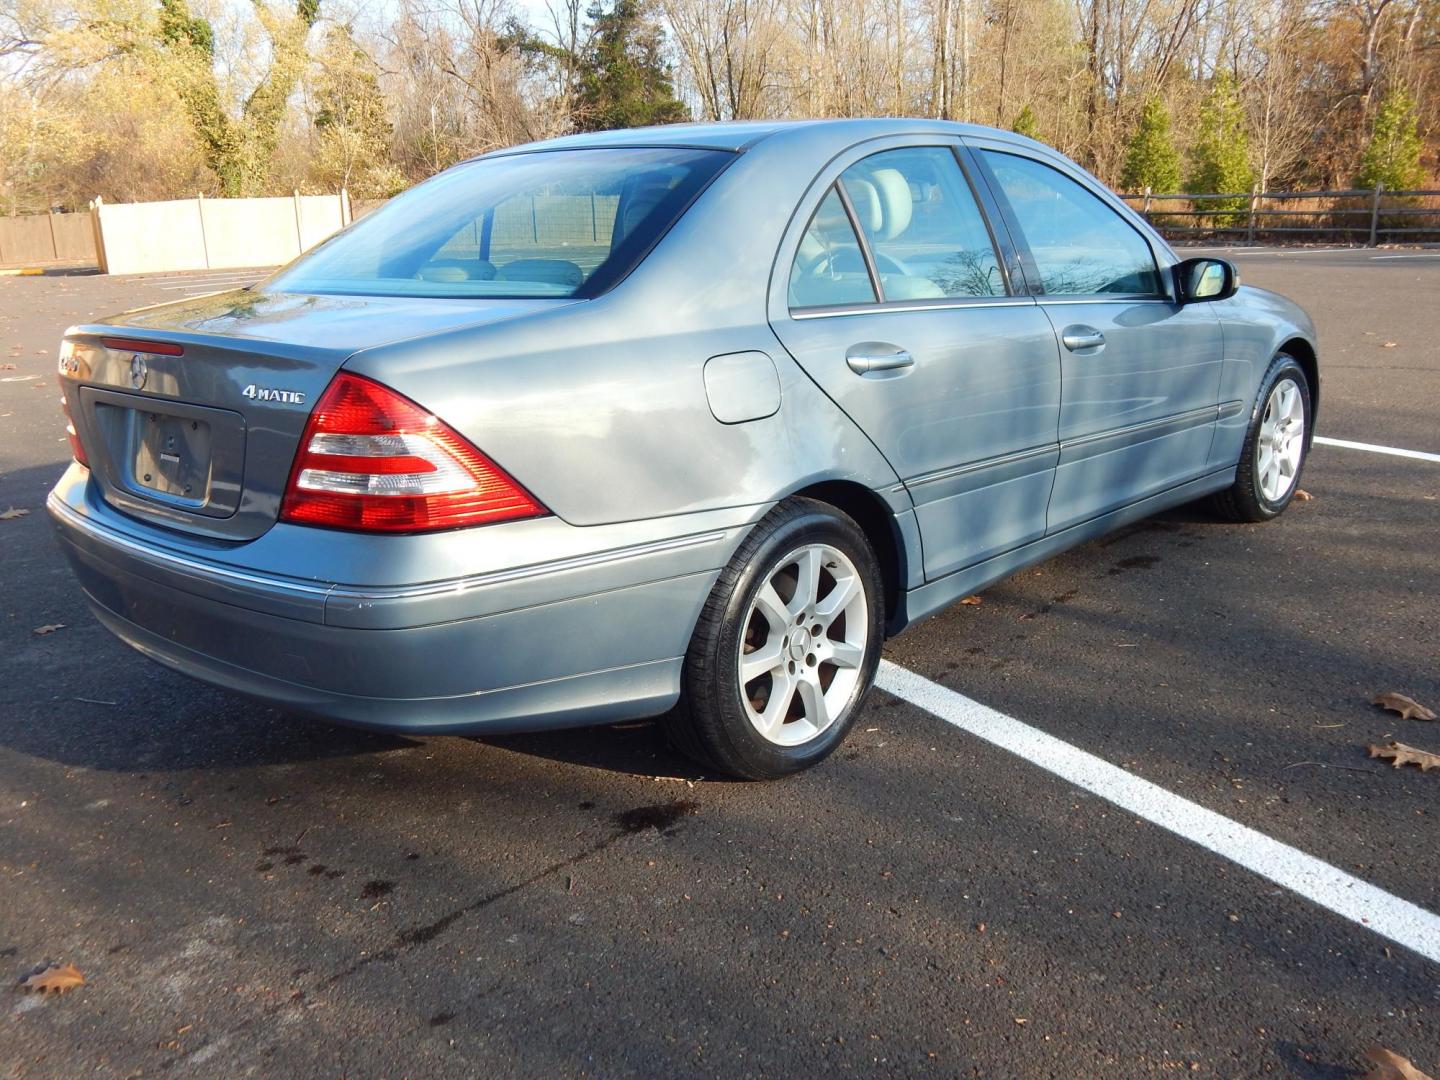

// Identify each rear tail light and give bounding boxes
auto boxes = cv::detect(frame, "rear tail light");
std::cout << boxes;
[279,372,546,533]
[59,391,88,467]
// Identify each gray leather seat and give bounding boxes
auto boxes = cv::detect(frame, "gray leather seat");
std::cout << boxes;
[840,171,943,300]
[496,259,585,287]
[417,258,497,283]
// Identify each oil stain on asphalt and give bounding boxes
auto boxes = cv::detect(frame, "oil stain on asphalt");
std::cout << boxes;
[613,799,699,835]
[1107,554,1162,575]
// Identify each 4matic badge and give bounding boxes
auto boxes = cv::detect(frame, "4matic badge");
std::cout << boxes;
[241,384,306,405]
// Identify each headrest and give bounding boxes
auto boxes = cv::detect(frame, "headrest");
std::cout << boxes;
[869,168,913,239]
[619,175,679,238]
[844,178,882,235]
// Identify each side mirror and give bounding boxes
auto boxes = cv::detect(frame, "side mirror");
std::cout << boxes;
[1174,257,1239,303]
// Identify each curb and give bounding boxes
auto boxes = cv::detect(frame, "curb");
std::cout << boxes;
[0,267,45,277]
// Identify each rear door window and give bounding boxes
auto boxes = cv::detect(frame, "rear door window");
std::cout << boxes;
[838,147,1005,299]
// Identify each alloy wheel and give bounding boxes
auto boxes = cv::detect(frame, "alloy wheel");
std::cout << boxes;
[1256,377,1305,502]
[737,543,869,746]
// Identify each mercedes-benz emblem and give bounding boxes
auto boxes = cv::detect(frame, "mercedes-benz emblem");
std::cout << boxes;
[129,353,148,390]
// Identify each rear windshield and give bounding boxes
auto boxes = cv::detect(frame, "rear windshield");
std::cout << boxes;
[263,147,734,300]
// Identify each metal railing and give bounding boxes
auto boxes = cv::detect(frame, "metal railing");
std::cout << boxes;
[1119,186,1440,245]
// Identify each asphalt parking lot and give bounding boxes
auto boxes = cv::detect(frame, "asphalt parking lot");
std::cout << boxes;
[1,251,1437,1077]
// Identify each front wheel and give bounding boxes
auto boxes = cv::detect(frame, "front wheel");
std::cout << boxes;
[1212,353,1312,522]
[667,498,885,779]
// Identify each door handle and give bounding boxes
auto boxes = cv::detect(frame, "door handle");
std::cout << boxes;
[1061,325,1106,353]
[846,344,914,376]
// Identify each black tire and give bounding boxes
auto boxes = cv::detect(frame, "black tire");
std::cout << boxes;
[667,497,885,780]
[1211,353,1312,523]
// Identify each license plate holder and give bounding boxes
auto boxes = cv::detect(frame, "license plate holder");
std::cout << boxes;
[132,410,213,505]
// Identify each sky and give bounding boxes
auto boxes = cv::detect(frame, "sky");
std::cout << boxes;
[343,0,566,37]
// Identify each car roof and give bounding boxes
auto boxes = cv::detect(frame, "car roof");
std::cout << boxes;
[467,118,1170,262]
[482,117,1042,156]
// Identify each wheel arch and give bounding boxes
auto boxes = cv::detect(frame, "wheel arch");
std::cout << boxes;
[790,479,909,636]
[1278,336,1319,424]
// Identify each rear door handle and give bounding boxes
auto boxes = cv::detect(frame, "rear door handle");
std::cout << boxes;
[846,344,914,376]
[1061,325,1106,353]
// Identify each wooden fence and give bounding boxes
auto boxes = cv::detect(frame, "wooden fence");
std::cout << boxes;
[1120,186,1440,245]
[0,210,99,266]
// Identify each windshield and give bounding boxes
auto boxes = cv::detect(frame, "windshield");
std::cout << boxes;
[263,147,734,300]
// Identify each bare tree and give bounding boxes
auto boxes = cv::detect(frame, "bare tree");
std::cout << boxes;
[5,0,1438,207]
[660,0,785,119]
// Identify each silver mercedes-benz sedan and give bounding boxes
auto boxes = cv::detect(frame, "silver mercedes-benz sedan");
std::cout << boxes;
[49,119,1317,778]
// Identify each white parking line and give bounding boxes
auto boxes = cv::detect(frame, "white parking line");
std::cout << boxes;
[876,660,1440,965]
[160,278,262,291]
[159,280,260,289]
[1371,253,1440,260]
[118,274,236,283]
[1313,436,1440,463]
[1201,248,1361,257]
[111,270,274,286]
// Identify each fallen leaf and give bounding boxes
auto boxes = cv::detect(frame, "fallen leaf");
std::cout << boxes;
[0,362,15,370]
[1363,1047,1434,1080]
[0,507,29,520]
[32,624,66,636]
[1373,692,1436,722]
[19,963,85,995]
[1367,742,1440,772]
[1292,489,1313,501]
[1382,341,1398,348]
[960,595,983,606]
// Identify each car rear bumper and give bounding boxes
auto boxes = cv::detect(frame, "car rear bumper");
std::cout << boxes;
[49,468,746,733]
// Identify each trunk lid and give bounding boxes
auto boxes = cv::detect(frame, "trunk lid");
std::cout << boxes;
[62,288,570,541]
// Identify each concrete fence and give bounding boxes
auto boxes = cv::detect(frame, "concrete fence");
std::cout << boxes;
[346,193,622,248]
[92,191,352,275]
[0,210,99,267]
[1,192,354,273]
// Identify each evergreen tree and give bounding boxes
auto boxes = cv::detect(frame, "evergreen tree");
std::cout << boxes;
[1186,72,1254,227]
[1011,105,1040,140]
[1121,95,1181,193]
[575,0,688,131]
[1357,88,1427,191]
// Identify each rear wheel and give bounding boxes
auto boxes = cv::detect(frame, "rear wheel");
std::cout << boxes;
[1212,354,1312,522]
[668,498,884,779]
